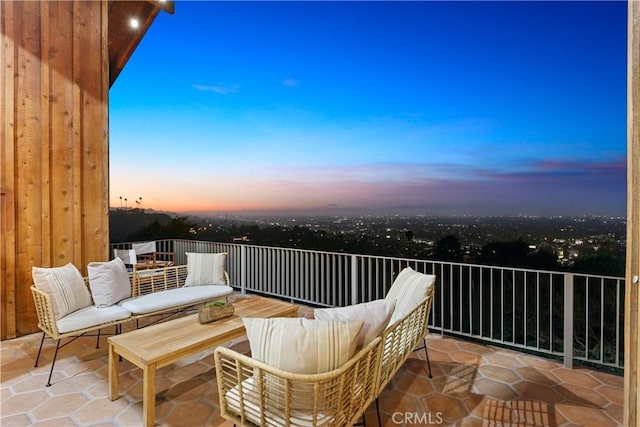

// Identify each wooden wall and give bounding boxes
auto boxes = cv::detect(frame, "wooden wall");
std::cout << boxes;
[625,1,640,425]
[1,1,110,339]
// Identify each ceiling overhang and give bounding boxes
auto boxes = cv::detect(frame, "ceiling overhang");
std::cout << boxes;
[108,0,174,87]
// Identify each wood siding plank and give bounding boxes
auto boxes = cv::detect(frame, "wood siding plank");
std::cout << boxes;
[76,0,109,269]
[1,0,18,339]
[15,0,44,337]
[39,0,51,270]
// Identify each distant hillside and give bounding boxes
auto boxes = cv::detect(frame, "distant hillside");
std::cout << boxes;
[109,209,172,243]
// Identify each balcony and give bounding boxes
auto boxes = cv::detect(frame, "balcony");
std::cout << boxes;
[1,239,624,425]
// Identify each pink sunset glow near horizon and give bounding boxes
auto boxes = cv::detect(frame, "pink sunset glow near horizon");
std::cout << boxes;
[110,157,626,216]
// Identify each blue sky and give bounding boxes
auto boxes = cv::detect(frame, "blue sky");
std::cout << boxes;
[109,1,627,216]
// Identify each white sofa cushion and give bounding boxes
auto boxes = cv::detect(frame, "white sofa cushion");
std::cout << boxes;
[119,285,232,315]
[184,252,227,286]
[226,377,330,427]
[32,263,92,320]
[314,299,395,349]
[57,305,131,334]
[87,258,132,308]
[385,267,436,325]
[243,317,363,375]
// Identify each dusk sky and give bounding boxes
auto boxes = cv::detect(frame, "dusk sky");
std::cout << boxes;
[109,1,627,216]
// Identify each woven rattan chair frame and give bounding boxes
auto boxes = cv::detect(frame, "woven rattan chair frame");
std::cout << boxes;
[214,336,382,427]
[377,291,434,394]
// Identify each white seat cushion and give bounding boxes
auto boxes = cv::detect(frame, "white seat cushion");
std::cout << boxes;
[57,305,131,334]
[314,299,395,349]
[225,378,331,427]
[385,267,436,325]
[119,285,232,315]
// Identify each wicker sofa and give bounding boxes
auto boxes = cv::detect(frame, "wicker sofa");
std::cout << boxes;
[214,267,435,427]
[31,262,232,387]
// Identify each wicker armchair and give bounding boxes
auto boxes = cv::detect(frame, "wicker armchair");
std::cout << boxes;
[214,336,382,427]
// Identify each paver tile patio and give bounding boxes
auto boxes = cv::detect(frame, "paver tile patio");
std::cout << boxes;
[1,306,623,426]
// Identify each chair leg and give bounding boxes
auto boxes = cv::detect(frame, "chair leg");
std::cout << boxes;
[423,337,433,378]
[34,332,46,367]
[45,339,61,387]
[375,398,382,427]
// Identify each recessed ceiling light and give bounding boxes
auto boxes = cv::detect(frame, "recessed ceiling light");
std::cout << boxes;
[130,18,140,29]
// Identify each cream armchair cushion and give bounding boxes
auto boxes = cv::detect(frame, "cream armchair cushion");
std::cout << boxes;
[386,267,436,324]
[314,299,395,349]
[243,317,363,374]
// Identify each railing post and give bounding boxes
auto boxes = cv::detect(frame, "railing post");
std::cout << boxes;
[240,245,247,296]
[563,273,574,368]
[351,255,359,305]
[173,239,184,265]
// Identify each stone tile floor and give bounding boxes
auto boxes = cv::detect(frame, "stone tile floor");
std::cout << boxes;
[1,305,623,426]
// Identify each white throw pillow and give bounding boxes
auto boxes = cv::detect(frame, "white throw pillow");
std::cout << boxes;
[87,258,131,308]
[243,317,363,374]
[385,267,419,301]
[32,263,92,320]
[385,267,436,324]
[184,252,227,286]
[314,299,395,348]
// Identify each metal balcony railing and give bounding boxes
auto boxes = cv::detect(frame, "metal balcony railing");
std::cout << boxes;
[111,239,625,372]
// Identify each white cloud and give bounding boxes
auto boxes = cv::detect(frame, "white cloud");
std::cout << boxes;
[282,78,298,87]
[192,83,239,94]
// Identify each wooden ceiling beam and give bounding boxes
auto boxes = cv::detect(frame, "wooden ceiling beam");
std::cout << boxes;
[108,0,174,87]
[157,0,175,15]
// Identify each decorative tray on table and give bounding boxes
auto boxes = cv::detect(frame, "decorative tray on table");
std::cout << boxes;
[198,301,234,324]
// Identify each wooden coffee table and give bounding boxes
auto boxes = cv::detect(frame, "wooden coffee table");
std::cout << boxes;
[108,296,298,427]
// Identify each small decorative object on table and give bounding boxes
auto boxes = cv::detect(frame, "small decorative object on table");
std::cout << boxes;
[199,300,234,324]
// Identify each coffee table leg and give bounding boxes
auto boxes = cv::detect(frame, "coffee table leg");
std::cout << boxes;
[142,363,156,427]
[108,343,119,401]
